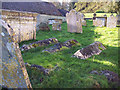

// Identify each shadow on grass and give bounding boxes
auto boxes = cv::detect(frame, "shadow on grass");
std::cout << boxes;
[19,19,119,88]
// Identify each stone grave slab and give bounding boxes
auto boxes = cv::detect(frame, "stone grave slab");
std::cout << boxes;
[72,41,106,59]
[107,16,117,28]
[66,9,82,33]
[42,39,79,53]
[20,38,58,51]
[0,19,32,88]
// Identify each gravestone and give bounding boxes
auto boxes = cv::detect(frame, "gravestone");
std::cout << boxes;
[93,17,107,27]
[0,19,32,88]
[107,15,117,28]
[72,41,106,59]
[52,23,61,31]
[66,9,82,33]
[20,38,58,51]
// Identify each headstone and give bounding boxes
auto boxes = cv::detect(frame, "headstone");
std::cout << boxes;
[52,23,61,31]
[72,41,106,59]
[20,38,58,51]
[93,17,107,27]
[107,15,117,28]
[0,19,32,88]
[66,9,82,33]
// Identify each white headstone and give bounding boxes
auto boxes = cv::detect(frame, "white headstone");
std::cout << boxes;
[66,9,82,33]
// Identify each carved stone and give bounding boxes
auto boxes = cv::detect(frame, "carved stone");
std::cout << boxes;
[66,9,82,33]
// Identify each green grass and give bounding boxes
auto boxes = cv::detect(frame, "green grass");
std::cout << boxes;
[84,13,117,18]
[19,19,119,88]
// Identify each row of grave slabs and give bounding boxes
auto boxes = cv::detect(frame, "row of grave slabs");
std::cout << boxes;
[1,9,120,89]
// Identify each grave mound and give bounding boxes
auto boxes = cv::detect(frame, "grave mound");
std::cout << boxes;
[72,41,106,59]
[42,39,79,53]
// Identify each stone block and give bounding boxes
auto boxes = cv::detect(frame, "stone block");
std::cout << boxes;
[72,41,106,59]
[20,38,58,51]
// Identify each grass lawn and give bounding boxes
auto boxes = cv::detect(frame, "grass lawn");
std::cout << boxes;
[19,20,119,88]
[84,13,117,18]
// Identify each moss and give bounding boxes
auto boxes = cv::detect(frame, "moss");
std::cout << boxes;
[60,46,69,51]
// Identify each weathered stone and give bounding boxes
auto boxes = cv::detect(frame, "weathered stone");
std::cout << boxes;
[1,20,32,88]
[2,9,38,43]
[52,23,61,31]
[72,41,106,59]
[42,39,79,53]
[79,13,87,26]
[82,20,87,26]
[25,63,59,75]
[107,15,117,28]
[100,70,120,83]
[37,22,50,31]
[20,38,58,51]
[90,70,120,86]
[116,15,120,26]
[90,70,99,75]
[66,9,82,33]
[93,17,107,27]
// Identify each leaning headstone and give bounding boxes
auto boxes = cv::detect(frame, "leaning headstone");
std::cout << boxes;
[52,23,61,31]
[0,19,32,88]
[42,39,79,53]
[72,41,106,59]
[66,9,82,33]
[107,15,117,28]
[20,38,58,51]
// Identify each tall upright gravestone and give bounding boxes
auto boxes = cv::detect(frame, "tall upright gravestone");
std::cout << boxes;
[66,9,82,33]
[107,15,117,28]
[0,19,32,88]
